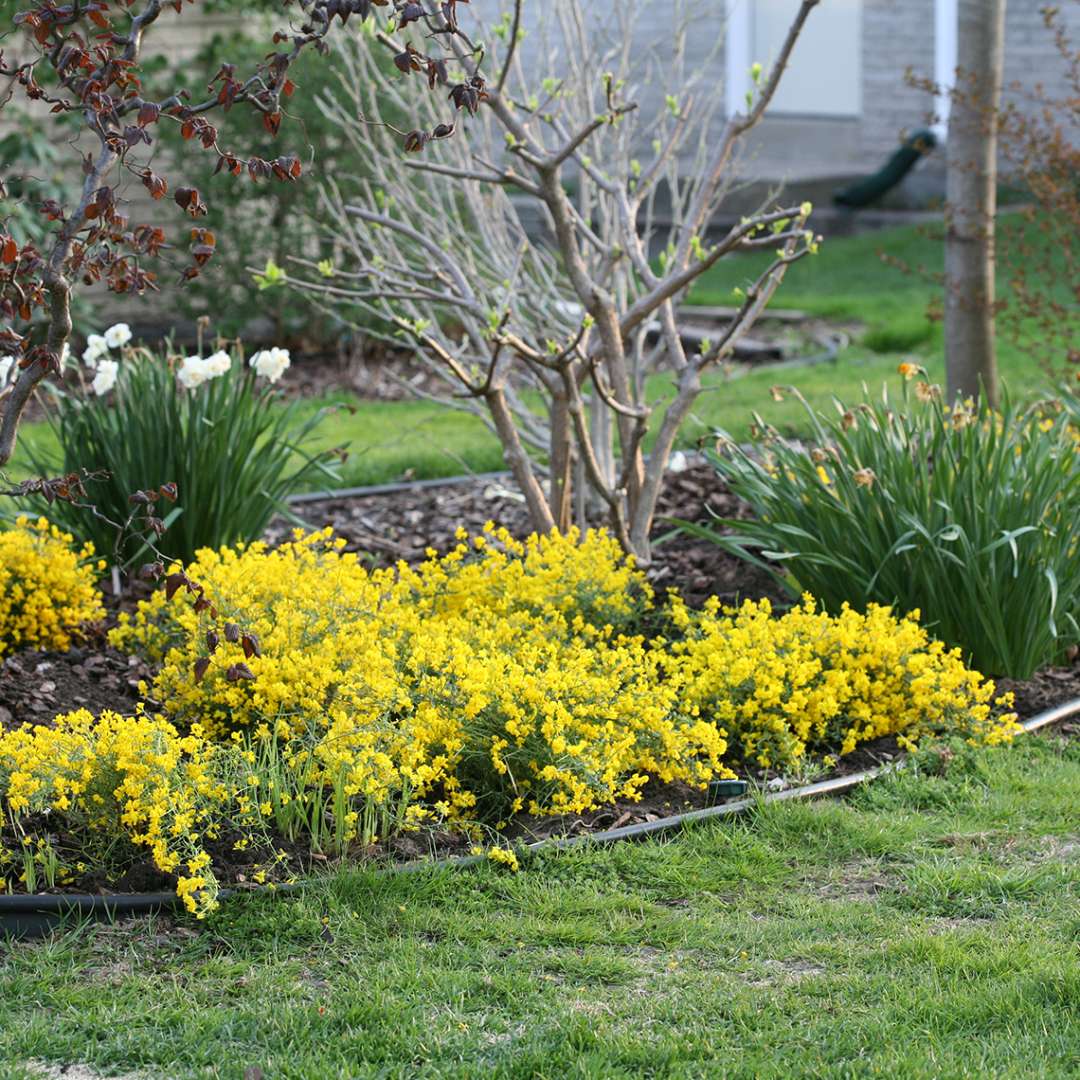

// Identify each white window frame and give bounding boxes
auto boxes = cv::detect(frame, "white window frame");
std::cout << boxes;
[727,0,958,130]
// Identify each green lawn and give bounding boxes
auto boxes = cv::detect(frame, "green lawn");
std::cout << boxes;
[689,216,947,351]
[6,215,1067,492]
[1,730,1077,1078]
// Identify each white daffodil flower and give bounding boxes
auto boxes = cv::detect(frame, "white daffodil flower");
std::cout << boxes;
[103,322,132,349]
[91,359,119,396]
[177,355,210,390]
[82,334,108,366]
[203,350,232,377]
[249,346,291,384]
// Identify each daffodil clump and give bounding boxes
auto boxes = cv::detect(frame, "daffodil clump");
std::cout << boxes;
[0,517,105,657]
[709,376,1080,678]
[664,595,1020,769]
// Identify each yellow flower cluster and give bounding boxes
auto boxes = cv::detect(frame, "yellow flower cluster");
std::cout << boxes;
[472,844,521,871]
[0,709,224,914]
[410,525,653,632]
[0,517,105,657]
[663,595,1021,769]
[110,526,726,826]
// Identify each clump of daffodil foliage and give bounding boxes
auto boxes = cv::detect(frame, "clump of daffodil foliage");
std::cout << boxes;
[0,524,1019,917]
[0,516,105,657]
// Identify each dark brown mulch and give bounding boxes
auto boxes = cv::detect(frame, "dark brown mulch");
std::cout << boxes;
[274,462,792,612]
[996,665,1080,720]
[0,638,152,731]
[647,465,790,610]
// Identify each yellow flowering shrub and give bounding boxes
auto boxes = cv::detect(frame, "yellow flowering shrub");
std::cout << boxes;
[391,606,726,820]
[0,709,225,915]
[110,527,725,830]
[663,595,1021,770]
[405,524,653,633]
[113,529,410,740]
[0,525,1031,914]
[0,517,105,657]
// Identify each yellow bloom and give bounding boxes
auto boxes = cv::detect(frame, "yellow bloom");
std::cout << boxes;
[485,846,520,871]
[0,517,104,657]
[662,596,1019,771]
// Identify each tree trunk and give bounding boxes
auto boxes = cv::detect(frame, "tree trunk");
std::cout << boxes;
[486,385,556,535]
[944,0,1006,406]
[548,394,574,533]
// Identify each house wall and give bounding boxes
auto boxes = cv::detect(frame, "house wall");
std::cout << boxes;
[701,0,1076,200]
[859,0,936,163]
[6,3,1073,187]
[1002,1,1079,107]
[655,0,1076,181]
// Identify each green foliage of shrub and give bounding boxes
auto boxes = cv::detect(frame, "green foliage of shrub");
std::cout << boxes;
[693,377,1080,678]
[861,312,936,354]
[32,343,340,566]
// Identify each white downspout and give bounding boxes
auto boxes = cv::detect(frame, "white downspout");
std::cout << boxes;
[934,0,959,137]
[725,0,752,118]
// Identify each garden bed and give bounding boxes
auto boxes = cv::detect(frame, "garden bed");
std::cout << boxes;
[1,464,1074,934]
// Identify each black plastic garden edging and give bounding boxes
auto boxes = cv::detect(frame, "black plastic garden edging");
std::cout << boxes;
[2,699,1076,941]
[287,470,513,506]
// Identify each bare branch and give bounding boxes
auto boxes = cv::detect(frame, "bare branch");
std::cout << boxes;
[287,0,821,562]
[496,0,525,95]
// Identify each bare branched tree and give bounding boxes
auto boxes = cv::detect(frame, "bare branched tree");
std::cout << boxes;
[287,0,820,563]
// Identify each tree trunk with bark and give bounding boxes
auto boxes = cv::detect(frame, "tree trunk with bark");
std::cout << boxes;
[944,0,1007,406]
